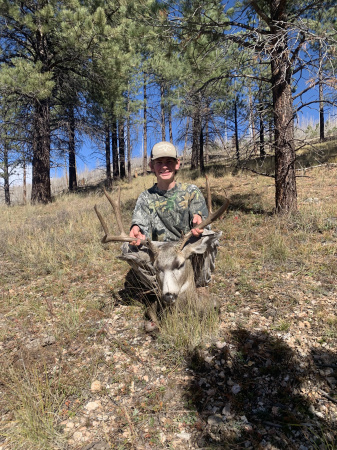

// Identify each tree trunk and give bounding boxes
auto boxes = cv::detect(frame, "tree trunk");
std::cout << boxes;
[234,98,239,161]
[105,122,112,188]
[111,116,119,179]
[269,118,274,152]
[258,94,266,158]
[249,88,257,155]
[127,116,132,183]
[23,158,27,205]
[200,127,205,175]
[182,117,189,168]
[160,82,166,141]
[270,16,297,213]
[259,109,266,158]
[191,109,200,170]
[143,76,148,175]
[168,106,173,143]
[31,98,51,204]
[119,121,126,179]
[3,141,10,205]
[127,89,132,183]
[319,42,324,142]
[205,116,209,164]
[64,156,68,189]
[68,106,77,191]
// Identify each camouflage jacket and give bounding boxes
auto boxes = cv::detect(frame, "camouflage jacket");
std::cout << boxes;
[131,182,208,241]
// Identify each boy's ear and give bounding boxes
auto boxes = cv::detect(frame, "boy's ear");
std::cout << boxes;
[149,160,154,172]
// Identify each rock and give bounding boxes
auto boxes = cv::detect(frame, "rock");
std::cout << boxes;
[176,432,191,440]
[215,341,227,349]
[73,431,83,441]
[90,380,102,393]
[231,384,241,395]
[85,401,101,412]
[42,335,56,346]
[25,339,41,350]
[207,414,223,426]
[159,432,167,444]
[204,356,214,363]
[222,403,231,417]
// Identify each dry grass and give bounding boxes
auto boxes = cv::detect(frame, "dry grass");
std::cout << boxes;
[158,295,220,355]
[0,364,65,450]
[0,164,336,448]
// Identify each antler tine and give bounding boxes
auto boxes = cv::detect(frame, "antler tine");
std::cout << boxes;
[94,187,148,245]
[103,187,127,237]
[178,178,230,251]
[178,199,230,251]
[94,204,109,237]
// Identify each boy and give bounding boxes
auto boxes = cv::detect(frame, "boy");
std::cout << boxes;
[122,141,219,290]
[130,141,207,245]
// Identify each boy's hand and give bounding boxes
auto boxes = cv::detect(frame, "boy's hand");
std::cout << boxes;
[130,225,145,246]
[191,214,204,237]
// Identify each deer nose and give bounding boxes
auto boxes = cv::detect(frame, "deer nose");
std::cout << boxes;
[162,292,177,305]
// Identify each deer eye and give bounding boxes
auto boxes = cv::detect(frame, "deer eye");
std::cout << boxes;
[172,259,185,270]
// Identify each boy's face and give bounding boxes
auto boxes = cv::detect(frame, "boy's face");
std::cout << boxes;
[150,157,180,184]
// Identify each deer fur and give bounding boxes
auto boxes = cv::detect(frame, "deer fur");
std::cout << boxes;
[120,231,221,322]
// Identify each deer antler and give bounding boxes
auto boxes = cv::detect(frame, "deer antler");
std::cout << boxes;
[94,187,148,245]
[178,180,230,251]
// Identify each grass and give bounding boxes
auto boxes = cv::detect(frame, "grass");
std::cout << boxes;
[0,364,66,449]
[0,163,336,448]
[158,295,220,356]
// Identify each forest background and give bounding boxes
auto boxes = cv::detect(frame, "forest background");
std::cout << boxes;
[0,0,336,212]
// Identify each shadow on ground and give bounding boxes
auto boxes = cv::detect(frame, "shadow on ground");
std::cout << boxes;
[112,269,159,315]
[184,328,337,449]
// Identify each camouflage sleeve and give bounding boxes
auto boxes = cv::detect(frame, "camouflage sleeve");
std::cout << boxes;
[188,185,208,224]
[130,192,152,238]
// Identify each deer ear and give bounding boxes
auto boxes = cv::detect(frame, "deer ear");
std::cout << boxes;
[181,232,221,259]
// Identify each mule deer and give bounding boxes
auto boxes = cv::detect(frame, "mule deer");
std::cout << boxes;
[94,182,229,326]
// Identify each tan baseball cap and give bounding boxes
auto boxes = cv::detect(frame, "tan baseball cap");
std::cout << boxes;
[151,141,177,160]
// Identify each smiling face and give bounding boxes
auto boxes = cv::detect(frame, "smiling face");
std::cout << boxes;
[149,157,180,190]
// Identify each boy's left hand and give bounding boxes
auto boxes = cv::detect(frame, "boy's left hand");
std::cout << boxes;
[192,214,204,237]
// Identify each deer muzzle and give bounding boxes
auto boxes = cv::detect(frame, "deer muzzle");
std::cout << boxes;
[162,292,178,305]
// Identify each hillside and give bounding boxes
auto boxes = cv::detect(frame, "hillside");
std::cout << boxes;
[0,165,336,449]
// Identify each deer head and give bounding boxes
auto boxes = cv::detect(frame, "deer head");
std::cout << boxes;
[94,181,229,306]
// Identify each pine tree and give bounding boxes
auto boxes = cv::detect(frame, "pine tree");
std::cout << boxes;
[163,0,336,212]
[0,0,108,203]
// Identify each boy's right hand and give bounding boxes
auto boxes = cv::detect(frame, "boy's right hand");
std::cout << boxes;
[130,225,145,246]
